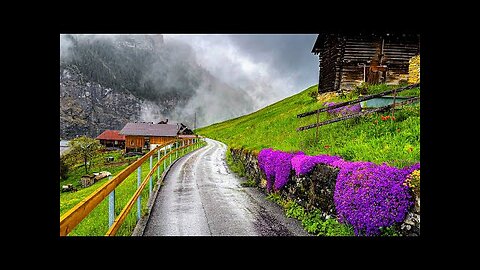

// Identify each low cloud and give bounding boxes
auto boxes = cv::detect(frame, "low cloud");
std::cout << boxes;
[60,34,318,129]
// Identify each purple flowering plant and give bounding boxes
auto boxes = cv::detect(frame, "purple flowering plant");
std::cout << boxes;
[323,102,361,116]
[258,148,420,236]
[258,148,301,191]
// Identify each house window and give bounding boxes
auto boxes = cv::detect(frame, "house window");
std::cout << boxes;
[131,141,134,146]
[115,141,118,145]
[144,137,150,149]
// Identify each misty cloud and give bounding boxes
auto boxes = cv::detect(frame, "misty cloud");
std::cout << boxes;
[60,34,319,129]
[166,34,318,111]
[60,34,74,60]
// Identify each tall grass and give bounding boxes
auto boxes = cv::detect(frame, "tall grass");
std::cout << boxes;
[196,84,420,168]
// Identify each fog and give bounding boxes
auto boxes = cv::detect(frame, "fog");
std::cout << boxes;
[60,34,318,128]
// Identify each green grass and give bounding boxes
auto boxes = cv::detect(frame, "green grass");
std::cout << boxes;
[60,150,133,190]
[60,142,206,236]
[266,193,354,236]
[225,149,246,177]
[196,84,420,167]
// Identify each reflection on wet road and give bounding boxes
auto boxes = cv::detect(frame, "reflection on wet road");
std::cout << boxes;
[143,138,308,236]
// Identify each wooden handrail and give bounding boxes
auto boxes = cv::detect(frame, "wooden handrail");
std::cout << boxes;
[60,138,202,236]
[105,139,199,236]
[60,140,174,236]
[105,154,167,236]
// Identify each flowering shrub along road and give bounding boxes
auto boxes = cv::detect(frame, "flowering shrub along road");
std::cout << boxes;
[258,149,304,191]
[258,148,420,236]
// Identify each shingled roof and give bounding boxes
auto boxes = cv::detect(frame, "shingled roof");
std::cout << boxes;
[119,122,179,137]
[96,130,126,141]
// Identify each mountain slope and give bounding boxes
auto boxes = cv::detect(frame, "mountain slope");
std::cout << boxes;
[196,84,420,168]
[60,34,256,139]
[60,65,142,139]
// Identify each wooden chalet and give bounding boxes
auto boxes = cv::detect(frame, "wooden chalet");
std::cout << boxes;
[311,33,420,93]
[96,130,125,149]
[119,121,193,152]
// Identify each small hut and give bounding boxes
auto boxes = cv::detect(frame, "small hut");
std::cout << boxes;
[80,175,95,188]
[311,33,420,93]
[119,121,193,152]
[96,130,125,149]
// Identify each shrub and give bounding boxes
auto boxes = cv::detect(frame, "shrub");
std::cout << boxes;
[404,169,420,197]
[258,148,303,191]
[291,153,342,176]
[259,148,421,236]
[60,156,69,180]
[334,161,415,236]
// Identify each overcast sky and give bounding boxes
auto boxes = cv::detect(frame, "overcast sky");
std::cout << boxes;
[60,34,320,127]
[165,34,319,107]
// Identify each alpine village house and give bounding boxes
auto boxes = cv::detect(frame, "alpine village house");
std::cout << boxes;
[119,120,193,152]
[95,130,126,149]
[311,33,420,93]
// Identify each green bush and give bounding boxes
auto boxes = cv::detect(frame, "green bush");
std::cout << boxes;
[60,156,69,180]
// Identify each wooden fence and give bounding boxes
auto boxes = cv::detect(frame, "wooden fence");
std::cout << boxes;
[296,83,420,133]
[60,137,204,236]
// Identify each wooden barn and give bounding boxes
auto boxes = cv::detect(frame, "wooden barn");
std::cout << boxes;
[96,130,125,149]
[119,121,193,152]
[311,33,420,93]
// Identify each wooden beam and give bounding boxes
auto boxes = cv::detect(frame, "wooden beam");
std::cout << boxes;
[297,83,419,118]
[297,97,419,131]
[60,140,174,236]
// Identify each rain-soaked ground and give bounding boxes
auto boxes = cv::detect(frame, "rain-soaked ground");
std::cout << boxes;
[142,138,309,236]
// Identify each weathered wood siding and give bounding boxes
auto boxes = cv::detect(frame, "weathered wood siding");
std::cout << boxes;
[382,35,419,85]
[314,33,420,93]
[125,135,174,149]
[126,136,144,148]
[150,136,173,145]
[317,34,343,93]
[341,37,381,90]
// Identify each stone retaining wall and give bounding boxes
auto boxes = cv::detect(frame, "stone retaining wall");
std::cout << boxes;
[230,147,420,236]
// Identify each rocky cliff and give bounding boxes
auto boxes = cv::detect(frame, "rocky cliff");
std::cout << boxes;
[60,65,142,139]
[60,34,255,139]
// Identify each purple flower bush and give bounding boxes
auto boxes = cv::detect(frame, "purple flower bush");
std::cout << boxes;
[334,161,416,236]
[258,148,302,191]
[291,154,343,176]
[258,147,421,236]
[323,102,361,116]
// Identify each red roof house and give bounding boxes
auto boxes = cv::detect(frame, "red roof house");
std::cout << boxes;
[96,130,126,148]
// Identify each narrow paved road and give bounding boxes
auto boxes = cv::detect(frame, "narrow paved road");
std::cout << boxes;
[143,138,309,236]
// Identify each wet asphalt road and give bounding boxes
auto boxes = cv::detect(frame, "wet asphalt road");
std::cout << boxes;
[143,138,309,236]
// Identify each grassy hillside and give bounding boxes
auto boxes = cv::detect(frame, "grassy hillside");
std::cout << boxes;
[196,84,420,168]
[59,145,204,236]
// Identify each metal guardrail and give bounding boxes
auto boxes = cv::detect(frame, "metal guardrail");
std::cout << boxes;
[60,137,204,236]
